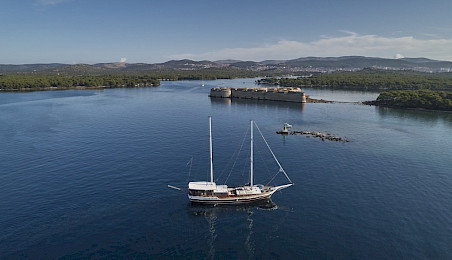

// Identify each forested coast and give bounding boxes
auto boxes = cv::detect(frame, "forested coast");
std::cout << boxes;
[257,69,452,111]
[365,90,452,111]
[2,67,452,112]
[0,74,160,91]
[257,69,452,91]
[0,66,271,91]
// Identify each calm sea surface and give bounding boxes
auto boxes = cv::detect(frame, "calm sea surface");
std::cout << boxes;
[1,79,451,259]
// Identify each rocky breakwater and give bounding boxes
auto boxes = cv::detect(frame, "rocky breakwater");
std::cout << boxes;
[276,130,349,142]
[210,87,307,103]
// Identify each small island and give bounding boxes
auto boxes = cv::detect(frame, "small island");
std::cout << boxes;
[364,90,452,111]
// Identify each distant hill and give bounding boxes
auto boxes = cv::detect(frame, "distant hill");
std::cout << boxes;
[228,61,263,68]
[261,59,287,65]
[156,59,222,69]
[280,56,452,71]
[1,56,452,74]
[214,59,242,64]
[54,64,109,74]
[400,58,436,63]
[0,63,66,73]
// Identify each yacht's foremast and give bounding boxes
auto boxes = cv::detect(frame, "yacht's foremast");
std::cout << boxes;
[209,116,213,183]
[250,120,254,187]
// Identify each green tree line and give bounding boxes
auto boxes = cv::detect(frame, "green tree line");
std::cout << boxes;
[145,68,278,81]
[0,74,160,90]
[0,67,284,91]
[371,90,452,111]
[257,69,452,91]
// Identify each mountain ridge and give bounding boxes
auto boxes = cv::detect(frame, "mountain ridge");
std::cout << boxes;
[1,56,451,74]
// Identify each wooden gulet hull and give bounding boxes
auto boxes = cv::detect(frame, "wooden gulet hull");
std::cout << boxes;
[189,192,272,204]
[188,184,292,205]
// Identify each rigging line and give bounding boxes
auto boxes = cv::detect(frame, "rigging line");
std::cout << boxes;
[240,149,249,181]
[224,125,249,184]
[215,146,237,181]
[266,169,282,186]
[186,156,193,183]
[254,138,273,183]
[216,125,249,183]
[254,121,293,184]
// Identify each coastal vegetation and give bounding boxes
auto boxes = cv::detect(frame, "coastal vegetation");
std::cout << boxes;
[257,69,452,91]
[0,74,160,91]
[3,65,452,97]
[145,68,269,81]
[0,67,276,91]
[367,90,452,111]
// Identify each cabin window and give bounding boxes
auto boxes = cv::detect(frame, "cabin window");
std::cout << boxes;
[189,189,213,196]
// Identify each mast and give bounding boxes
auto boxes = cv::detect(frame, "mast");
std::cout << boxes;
[209,116,214,183]
[250,120,253,187]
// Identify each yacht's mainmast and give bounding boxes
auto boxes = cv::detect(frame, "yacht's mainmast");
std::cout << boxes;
[209,116,213,183]
[250,120,254,187]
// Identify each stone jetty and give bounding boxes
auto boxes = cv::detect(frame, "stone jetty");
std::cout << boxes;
[276,130,349,142]
[210,87,307,103]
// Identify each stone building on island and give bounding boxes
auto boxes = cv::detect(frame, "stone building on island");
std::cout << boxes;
[209,87,307,103]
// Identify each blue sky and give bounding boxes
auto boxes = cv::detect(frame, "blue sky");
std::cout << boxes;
[2,0,452,64]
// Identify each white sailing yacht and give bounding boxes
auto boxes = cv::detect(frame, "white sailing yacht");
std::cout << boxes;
[188,116,293,204]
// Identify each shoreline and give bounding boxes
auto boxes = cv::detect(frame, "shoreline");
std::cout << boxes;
[0,84,159,92]
[362,100,452,113]
[306,97,332,103]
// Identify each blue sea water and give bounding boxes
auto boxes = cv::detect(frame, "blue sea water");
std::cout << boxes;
[0,79,451,259]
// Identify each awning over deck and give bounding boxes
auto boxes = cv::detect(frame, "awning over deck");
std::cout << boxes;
[188,181,216,191]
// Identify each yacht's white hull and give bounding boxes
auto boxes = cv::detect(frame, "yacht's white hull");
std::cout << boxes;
[188,184,292,205]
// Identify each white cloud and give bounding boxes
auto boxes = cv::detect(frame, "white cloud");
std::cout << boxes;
[168,32,452,61]
[120,57,127,63]
[394,53,405,59]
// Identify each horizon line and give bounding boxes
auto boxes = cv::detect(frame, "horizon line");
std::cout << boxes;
[0,55,447,66]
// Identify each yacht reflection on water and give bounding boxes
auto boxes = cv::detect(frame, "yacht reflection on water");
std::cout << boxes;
[187,199,277,259]
[188,198,277,215]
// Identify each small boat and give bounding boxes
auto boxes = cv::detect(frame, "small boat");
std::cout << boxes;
[188,117,293,204]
